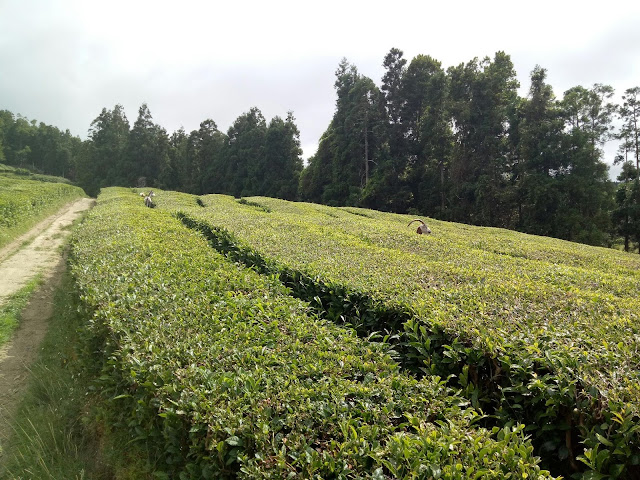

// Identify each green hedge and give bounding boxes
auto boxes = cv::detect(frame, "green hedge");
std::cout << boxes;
[69,188,552,479]
[156,192,640,479]
[0,176,85,248]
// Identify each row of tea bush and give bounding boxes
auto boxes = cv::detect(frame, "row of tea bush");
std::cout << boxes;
[69,188,552,479]
[154,191,639,478]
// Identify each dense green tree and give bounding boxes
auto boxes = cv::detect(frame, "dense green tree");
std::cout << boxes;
[347,76,387,188]
[612,88,640,250]
[79,105,130,196]
[72,103,301,198]
[326,59,362,204]
[399,55,452,216]
[562,84,616,156]
[224,108,267,197]
[302,59,387,206]
[0,112,10,163]
[362,48,413,212]
[360,142,414,212]
[196,120,227,195]
[416,99,454,217]
[381,48,406,126]
[27,123,63,175]
[556,85,614,244]
[448,52,519,226]
[159,128,188,191]
[612,163,640,252]
[0,110,82,180]
[64,134,84,181]
[563,86,591,130]
[555,128,613,245]
[616,87,640,179]
[381,48,407,156]
[4,115,36,168]
[512,69,613,244]
[182,121,214,194]
[299,129,334,203]
[126,103,169,187]
[367,52,455,216]
[399,55,444,144]
[262,112,303,200]
[329,59,372,203]
[514,66,564,235]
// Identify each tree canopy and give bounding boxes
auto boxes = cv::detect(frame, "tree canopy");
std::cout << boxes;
[1,47,639,251]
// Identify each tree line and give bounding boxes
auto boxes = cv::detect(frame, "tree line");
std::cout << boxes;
[0,47,639,251]
[78,104,304,201]
[302,50,640,250]
[0,105,303,201]
[0,110,82,179]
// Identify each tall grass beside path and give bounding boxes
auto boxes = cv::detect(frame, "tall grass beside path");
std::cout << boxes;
[0,272,109,479]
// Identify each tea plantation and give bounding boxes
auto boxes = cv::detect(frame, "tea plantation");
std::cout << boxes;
[69,188,554,479]
[143,189,638,478]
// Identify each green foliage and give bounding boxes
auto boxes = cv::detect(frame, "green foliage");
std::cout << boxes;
[447,52,520,226]
[223,107,268,197]
[164,192,640,478]
[0,276,41,347]
[616,87,640,177]
[236,198,272,213]
[612,178,640,252]
[0,273,111,479]
[126,103,170,188]
[187,119,226,195]
[76,104,304,201]
[0,176,85,249]
[0,162,74,184]
[305,53,616,247]
[261,112,303,200]
[302,60,387,207]
[0,110,82,182]
[79,104,131,196]
[69,187,552,479]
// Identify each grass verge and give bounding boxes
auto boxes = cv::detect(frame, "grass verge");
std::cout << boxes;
[0,276,42,348]
[0,271,112,480]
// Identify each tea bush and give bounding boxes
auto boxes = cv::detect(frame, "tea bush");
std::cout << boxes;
[164,193,640,478]
[69,188,552,479]
[0,176,85,248]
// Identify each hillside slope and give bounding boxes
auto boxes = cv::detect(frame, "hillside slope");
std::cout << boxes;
[67,187,555,479]
[155,190,640,478]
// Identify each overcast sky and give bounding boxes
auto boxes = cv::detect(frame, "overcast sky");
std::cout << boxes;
[1,0,639,178]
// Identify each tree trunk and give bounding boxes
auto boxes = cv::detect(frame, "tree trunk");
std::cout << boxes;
[440,161,445,214]
[364,110,369,186]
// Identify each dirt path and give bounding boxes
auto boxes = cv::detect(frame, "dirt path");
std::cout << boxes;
[0,197,94,450]
[0,198,95,302]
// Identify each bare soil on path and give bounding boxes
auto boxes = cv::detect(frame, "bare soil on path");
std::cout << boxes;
[0,197,94,451]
